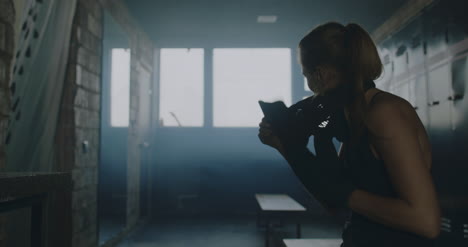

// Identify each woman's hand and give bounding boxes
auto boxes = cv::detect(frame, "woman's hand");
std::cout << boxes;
[258,117,285,154]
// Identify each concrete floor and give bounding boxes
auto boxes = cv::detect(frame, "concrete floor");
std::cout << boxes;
[116,214,344,247]
[99,216,126,246]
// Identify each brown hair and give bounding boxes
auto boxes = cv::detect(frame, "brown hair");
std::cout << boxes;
[298,21,383,145]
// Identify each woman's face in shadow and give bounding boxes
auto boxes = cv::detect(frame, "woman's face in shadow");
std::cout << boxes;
[302,65,326,95]
[302,63,343,96]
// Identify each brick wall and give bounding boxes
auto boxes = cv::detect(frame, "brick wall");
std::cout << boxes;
[56,0,102,245]
[56,0,153,246]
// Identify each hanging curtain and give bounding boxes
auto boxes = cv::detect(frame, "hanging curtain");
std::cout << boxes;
[5,0,77,171]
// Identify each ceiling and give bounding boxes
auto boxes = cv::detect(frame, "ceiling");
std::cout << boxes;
[123,0,408,47]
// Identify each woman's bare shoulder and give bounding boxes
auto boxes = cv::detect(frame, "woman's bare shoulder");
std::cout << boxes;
[366,90,419,136]
[367,89,432,168]
[368,89,414,116]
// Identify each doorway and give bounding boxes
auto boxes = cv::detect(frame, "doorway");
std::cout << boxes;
[98,11,130,245]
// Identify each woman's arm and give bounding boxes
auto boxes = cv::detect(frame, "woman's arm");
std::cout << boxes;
[259,119,335,211]
[348,95,440,239]
[259,117,346,212]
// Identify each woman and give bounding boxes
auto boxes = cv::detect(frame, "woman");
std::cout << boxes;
[258,22,440,246]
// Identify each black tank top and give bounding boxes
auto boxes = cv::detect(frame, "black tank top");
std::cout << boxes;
[340,83,436,247]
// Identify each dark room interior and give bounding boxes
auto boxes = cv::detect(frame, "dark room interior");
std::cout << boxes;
[0,0,467,246]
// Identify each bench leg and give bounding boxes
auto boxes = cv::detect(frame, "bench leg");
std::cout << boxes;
[296,223,301,238]
[257,209,266,228]
[257,210,261,227]
[265,219,270,247]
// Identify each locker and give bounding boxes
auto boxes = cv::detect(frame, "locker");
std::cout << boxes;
[427,64,452,126]
[393,43,408,77]
[406,18,425,69]
[450,56,467,130]
[392,80,410,102]
[408,75,429,127]
[426,63,454,195]
[448,56,468,189]
[445,0,468,195]
[423,4,449,58]
[375,46,393,90]
[391,18,419,77]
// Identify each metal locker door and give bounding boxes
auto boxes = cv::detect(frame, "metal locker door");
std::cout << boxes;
[408,75,429,127]
[407,17,425,70]
[376,47,393,90]
[427,64,452,129]
[376,38,394,91]
[392,16,422,78]
[398,81,410,101]
[427,62,453,195]
[424,4,449,58]
[388,26,407,82]
[405,17,428,126]
[448,55,468,195]
[393,43,408,78]
[391,80,410,102]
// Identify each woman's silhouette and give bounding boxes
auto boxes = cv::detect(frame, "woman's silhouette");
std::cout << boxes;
[258,22,440,246]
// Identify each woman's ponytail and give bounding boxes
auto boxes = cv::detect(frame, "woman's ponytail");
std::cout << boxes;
[344,23,383,85]
[343,23,383,146]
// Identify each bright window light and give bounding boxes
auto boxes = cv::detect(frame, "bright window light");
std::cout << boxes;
[110,48,130,127]
[159,48,204,127]
[304,76,311,91]
[213,48,291,127]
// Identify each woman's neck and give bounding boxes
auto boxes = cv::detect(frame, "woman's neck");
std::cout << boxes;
[343,87,381,120]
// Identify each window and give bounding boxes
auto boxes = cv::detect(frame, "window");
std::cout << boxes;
[110,48,130,127]
[159,48,204,127]
[213,48,291,127]
[304,76,311,91]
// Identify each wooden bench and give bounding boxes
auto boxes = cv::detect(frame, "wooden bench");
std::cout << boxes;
[283,238,343,247]
[255,194,307,247]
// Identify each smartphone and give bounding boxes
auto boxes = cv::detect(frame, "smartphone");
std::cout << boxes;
[258,100,288,125]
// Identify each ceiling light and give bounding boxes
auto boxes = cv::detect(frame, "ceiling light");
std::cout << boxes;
[257,15,277,23]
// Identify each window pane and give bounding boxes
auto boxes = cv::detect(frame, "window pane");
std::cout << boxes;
[213,48,291,127]
[159,48,204,127]
[111,48,130,127]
